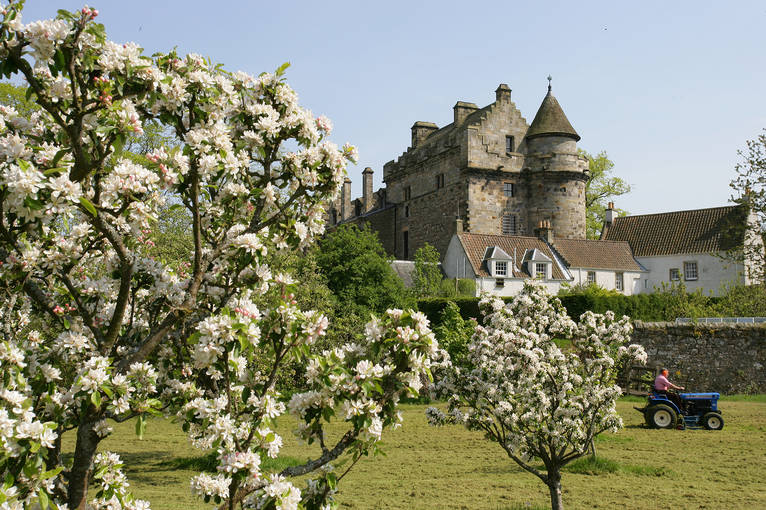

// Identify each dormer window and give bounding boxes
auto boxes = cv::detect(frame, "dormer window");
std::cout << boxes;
[495,261,507,276]
[535,263,546,279]
[506,135,515,153]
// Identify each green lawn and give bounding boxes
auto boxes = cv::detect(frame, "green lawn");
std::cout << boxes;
[63,398,766,509]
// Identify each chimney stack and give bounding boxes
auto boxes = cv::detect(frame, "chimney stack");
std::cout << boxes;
[605,202,615,225]
[453,101,479,125]
[495,83,511,103]
[411,121,438,148]
[535,220,554,244]
[455,217,463,234]
[341,177,352,220]
[362,167,374,213]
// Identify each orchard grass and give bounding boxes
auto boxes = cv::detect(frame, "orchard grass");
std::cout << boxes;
[63,397,766,509]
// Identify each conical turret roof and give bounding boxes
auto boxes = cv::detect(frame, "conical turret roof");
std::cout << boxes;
[526,84,580,141]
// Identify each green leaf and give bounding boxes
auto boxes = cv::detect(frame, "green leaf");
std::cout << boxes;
[79,196,98,217]
[275,62,290,76]
[135,414,146,440]
[54,49,66,71]
[90,391,101,408]
[43,167,65,176]
[327,472,337,490]
[40,467,63,480]
[51,149,68,167]
[38,489,49,510]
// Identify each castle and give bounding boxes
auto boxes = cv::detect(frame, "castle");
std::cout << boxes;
[329,81,590,259]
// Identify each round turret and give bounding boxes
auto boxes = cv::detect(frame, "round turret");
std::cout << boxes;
[523,79,589,239]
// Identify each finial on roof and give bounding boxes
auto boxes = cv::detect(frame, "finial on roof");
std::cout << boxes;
[547,75,552,92]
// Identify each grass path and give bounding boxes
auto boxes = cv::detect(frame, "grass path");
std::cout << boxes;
[64,398,766,509]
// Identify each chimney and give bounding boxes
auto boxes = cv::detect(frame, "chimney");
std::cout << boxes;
[341,177,352,220]
[411,121,438,148]
[455,217,463,234]
[495,83,511,103]
[535,220,554,244]
[453,101,479,125]
[362,167,374,213]
[605,201,615,225]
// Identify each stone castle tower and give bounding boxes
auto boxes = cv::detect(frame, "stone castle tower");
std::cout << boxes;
[329,81,589,260]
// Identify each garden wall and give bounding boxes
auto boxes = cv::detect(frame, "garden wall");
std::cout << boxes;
[631,321,766,394]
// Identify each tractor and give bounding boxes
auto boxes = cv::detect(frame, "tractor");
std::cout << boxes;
[635,392,724,430]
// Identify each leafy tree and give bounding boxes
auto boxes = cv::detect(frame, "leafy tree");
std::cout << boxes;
[0,80,39,115]
[0,5,442,510]
[580,149,631,239]
[413,242,442,297]
[729,130,766,283]
[316,224,413,316]
[432,301,474,368]
[428,282,646,510]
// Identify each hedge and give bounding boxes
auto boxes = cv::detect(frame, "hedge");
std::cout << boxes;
[417,293,724,326]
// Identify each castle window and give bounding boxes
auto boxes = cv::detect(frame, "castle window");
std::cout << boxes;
[504,182,514,197]
[535,263,546,279]
[506,135,515,153]
[495,261,507,276]
[331,209,337,225]
[669,268,680,281]
[501,214,516,235]
[404,186,411,201]
[402,230,409,260]
[560,187,566,193]
[683,261,698,281]
[587,271,596,284]
[615,272,624,291]
[404,205,410,218]
[355,202,361,216]
[436,174,445,189]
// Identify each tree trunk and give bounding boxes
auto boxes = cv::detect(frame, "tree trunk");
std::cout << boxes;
[68,420,100,510]
[548,474,564,510]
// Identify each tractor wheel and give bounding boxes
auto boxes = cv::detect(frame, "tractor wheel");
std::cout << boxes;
[648,404,677,429]
[702,412,724,431]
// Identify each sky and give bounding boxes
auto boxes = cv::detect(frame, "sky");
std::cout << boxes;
[21,1,766,215]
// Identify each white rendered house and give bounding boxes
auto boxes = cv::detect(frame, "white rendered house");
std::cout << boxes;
[600,204,764,296]
[443,223,645,296]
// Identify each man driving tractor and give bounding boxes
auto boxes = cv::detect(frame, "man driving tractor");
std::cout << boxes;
[654,368,685,411]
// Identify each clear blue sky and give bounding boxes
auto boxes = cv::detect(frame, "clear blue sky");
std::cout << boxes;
[23,1,766,215]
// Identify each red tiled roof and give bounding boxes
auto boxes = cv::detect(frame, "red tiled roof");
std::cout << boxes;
[550,238,644,272]
[600,206,746,257]
[457,233,568,279]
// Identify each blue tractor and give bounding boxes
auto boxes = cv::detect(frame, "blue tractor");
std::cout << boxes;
[635,392,724,430]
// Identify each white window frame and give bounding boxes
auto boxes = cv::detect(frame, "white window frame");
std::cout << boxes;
[495,261,507,277]
[683,261,698,281]
[535,263,547,279]
[615,272,624,291]
[587,271,596,284]
[669,268,680,281]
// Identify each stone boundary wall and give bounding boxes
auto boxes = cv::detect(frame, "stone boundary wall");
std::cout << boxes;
[631,321,766,394]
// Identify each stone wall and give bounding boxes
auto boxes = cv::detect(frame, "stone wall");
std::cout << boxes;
[631,321,766,394]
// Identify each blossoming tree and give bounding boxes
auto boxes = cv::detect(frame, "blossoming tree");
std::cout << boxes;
[0,3,443,509]
[427,282,646,510]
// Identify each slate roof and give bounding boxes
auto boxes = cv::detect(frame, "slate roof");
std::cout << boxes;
[550,238,644,271]
[457,233,568,279]
[525,88,580,141]
[600,205,747,257]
